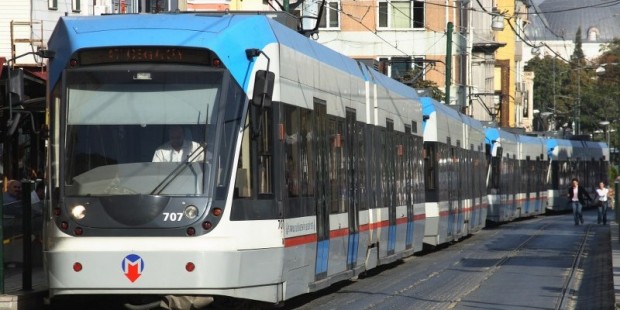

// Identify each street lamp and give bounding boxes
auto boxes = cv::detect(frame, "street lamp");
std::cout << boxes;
[600,121,611,147]
[491,8,505,31]
[596,63,619,76]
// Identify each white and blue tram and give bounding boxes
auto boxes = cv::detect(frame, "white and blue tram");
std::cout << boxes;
[42,12,609,308]
[517,134,548,217]
[546,138,609,211]
[44,13,427,306]
[485,128,520,222]
[485,128,550,222]
[420,97,486,245]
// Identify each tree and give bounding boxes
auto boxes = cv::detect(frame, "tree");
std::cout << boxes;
[571,27,586,67]
[595,39,620,151]
[527,37,620,137]
[524,56,572,130]
[566,27,602,134]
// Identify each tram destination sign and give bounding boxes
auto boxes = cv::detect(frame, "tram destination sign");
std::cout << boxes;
[78,47,212,65]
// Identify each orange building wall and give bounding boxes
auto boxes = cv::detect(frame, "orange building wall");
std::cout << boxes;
[340,0,376,31]
[314,0,461,92]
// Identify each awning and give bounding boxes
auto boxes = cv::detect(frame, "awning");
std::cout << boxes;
[472,40,507,53]
[22,66,48,82]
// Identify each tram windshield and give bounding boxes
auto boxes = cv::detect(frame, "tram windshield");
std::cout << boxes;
[62,65,245,197]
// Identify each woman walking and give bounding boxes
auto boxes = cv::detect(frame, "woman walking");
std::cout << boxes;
[595,181,610,225]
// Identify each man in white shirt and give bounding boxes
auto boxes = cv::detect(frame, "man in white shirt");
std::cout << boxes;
[152,125,205,162]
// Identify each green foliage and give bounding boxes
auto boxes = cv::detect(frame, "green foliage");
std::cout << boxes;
[610,165,618,184]
[571,27,586,66]
[524,56,573,130]
[411,79,444,102]
[526,34,620,135]
[596,39,620,167]
[397,69,445,102]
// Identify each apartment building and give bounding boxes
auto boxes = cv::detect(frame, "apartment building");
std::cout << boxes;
[1,0,538,131]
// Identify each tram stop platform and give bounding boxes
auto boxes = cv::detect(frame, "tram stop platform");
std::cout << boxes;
[0,236,46,310]
[1,213,620,310]
[612,216,620,309]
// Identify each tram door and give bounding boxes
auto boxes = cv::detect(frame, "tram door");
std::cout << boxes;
[535,157,542,213]
[404,126,414,249]
[447,142,456,239]
[524,157,531,214]
[345,110,359,269]
[456,144,463,236]
[386,121,397,255]
[314,102,330,280]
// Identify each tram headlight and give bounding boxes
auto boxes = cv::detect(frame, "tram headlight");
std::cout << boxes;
[184,205,198,219]
[71,205,86,220]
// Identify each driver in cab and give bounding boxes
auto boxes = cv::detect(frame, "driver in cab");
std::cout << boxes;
[152,125,205,162]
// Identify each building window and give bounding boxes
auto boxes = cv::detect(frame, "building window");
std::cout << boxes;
[73,0,81,12]
[391,57,412,79]
[387,56,425,80]
[319,1,340,28]
[148,0,169,13]
[49,0,58,10]
[587,27,600,41]
[319,1,340,29]
[378,0,424,29]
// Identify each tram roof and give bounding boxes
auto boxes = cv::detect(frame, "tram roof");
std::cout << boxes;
[47,13,367,89]
[420,97,462,127]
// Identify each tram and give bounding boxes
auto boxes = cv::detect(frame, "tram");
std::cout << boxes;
[42,12,609,308]
[44,13,427,306]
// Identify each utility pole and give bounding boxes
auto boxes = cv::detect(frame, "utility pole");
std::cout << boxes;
[445,22,453,105]
[576,70,581,135]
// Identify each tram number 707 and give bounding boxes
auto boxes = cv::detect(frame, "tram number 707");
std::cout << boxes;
[163,212,184,222]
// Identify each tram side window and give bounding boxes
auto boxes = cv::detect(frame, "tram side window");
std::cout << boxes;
[413,136,424,204]
[50,87,62,191]
[284,106,301,197]
[255,109,273,196]
[356,121,367,210]
[378,127,387,208]
[301,109,315,197]
[328,119,346,214]
[424,143,436,190]
[235,118,252,198]
[396,133,405,206]
[554,161,563,189]
[234,107,273,198]
[489,147,501,191]
[381,119,396,207]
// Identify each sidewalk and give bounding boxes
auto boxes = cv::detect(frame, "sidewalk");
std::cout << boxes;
[612,215,620,309]
[0,265,46,310]
[0,237,47,310]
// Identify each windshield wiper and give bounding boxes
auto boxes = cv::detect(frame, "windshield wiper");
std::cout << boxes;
[150,142,207,195]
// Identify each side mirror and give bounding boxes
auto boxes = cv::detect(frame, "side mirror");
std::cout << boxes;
[251,70,275,108]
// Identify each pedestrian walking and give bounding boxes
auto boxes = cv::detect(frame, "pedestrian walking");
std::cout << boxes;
[567,178,592,225]
[594,181,610,225]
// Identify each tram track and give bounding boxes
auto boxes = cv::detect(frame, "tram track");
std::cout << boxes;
[238,214,604,310]
[556,223,592,310]
[442,219,553,309]
[472,217,595,310]
[444,216,594,310]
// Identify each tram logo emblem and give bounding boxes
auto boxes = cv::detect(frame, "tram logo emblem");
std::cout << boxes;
[122,254,144,283]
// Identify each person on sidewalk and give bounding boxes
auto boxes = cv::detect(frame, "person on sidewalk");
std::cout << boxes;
[567,178,592,225]
[594,181,610,225]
